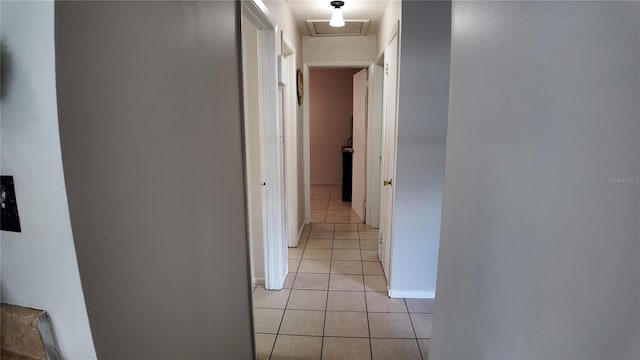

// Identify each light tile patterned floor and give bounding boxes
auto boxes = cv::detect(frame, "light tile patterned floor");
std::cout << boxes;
[253,186,433,359]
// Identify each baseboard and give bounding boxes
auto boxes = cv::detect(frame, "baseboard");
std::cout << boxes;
[289,224,305,248]
[388,289,436,299]
[252,277,265,289]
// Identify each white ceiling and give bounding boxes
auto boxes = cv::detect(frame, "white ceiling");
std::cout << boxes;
[287,0,391,36]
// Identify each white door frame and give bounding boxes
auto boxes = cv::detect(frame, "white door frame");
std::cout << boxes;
[379,22,401,291]
[242,0,287,290]
[303,61,372,223]
[365,63,384,229]
[282,37,300,247]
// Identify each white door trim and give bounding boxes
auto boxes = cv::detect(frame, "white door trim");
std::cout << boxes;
[365,63,384,229]
[242,0,287,290]
[282,36,300,248]
[302,60,372,224]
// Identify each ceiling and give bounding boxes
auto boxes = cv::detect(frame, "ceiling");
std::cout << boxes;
[287,0,391,36]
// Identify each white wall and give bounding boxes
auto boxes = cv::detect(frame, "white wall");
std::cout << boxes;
[0,1,96,359]
[303,35,377,63]
[389,1,451,298]
[431,2,640,359]
[377,0,401,58]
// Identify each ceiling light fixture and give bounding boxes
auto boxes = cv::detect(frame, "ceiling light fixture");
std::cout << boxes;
[329,1,345,28]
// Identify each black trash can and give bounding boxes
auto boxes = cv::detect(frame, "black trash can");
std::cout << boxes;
[342,147,353,202]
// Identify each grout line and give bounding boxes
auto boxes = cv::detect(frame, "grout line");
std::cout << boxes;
[405,301,424,360]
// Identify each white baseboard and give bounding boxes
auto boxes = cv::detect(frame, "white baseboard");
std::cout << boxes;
[388,289,436,299]
[252,277,265,289]
[289,224,305,248]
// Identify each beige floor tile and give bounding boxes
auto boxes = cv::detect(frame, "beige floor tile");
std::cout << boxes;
[298,238,308,248]
[302,248,332,260]
[271,335,322,360]
[335,224,359,231]
[329,274,365,291]
[417,339,430,359]
[365,291,407,313]
[311,215,326,222]
[324,311,369,337]
[300,231,310,239]
[288,247,303,259]
[361,250,379,261]
[333,249,362,261]
[405,298,435,314]
[360,240,379,250]
[322,337,371,360]
[328,203,350,210]
[326,216,350,223]
[311,203,328,210]
[311,223,334,231]
[303,224,313,231]
[255,333,276,360]
[283,273,295,289]
[358,223,374,231]
[293,273,329,290]
[359,231,379,240]
[331,260,363,274]
[312,193,331,200]
[410,313,433,338]
[288,259,300,273]
[298,259,331,273]
[287,290,327,311]
[363,261,384,275]
[333,240,360,249]
[364,275,388,291]
[279,309,325,336]
[370,338,421,360]
[306,239,333,249]
[327,209,349,217]
[311,209,327,215]
[350,216,364,224]
[368,313,415,338]
[253,287,291,309]
[308,230,334,239]
[334,231,359,240]
[326,290,367,312]
[253,308,284,334]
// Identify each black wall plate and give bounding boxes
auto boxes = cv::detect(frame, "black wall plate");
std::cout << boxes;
[1,176,22,232]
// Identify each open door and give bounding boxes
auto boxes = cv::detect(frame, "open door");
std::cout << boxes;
[351,68,368,222]
[379,26,400,284]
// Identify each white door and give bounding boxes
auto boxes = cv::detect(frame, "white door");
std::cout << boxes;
[365,63,384,229]
[379,29,400,283]
[351,69,368,222]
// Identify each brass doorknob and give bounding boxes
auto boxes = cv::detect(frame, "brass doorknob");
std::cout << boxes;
[383,179,392,186]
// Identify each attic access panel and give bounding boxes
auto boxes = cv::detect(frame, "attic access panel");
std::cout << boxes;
[306,20,370,36]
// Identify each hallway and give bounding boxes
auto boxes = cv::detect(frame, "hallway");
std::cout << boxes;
[252,188,432,359]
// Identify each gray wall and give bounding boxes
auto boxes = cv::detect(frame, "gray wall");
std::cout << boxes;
[55,2,254,359]
[391,0,451,297]
[432,1,640,359]
[0,1,96,358]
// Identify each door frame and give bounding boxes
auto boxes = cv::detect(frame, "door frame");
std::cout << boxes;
[365,62,384,229]
[379,22,401,292]
[302,60,373,223]
[241,0,287,290]
[282,36,300,247]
